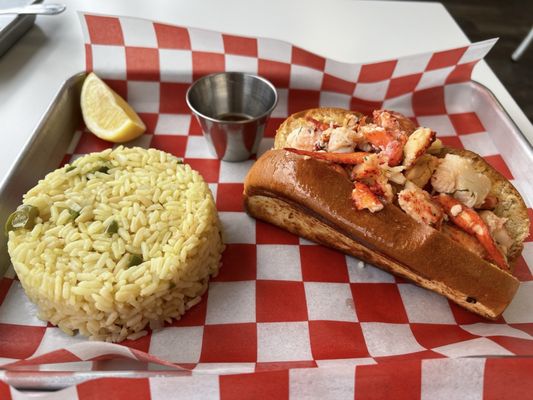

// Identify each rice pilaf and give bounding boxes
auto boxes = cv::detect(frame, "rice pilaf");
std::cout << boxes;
[7,146,224,342]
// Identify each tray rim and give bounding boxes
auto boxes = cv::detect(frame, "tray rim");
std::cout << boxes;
[0,72,86,195]
[470,80,533,150]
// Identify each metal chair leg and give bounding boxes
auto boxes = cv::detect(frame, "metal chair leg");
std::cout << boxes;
[512,26,533,61]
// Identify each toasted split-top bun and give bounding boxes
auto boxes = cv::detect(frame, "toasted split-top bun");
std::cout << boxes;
[244,108,529,319]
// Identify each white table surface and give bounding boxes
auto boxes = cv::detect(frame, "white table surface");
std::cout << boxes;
[0,0,531,188]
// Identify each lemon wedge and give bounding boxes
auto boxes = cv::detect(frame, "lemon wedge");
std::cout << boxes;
[81,72,146,143]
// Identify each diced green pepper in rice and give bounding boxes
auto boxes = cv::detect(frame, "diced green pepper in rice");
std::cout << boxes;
[68,208,80,221]
[5,205,39,236]
[87,160,111,176]
[105,220,119,235]
[128,253,143,268]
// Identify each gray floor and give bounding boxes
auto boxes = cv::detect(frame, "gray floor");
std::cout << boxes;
[418,0,533,122]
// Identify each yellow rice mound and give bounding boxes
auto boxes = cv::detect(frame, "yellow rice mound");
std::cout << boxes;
[7,146,224,342]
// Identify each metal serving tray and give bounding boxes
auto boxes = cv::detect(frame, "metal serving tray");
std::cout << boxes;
[0,0,42,58]
[0,73,531,391]
[0,72,531,281]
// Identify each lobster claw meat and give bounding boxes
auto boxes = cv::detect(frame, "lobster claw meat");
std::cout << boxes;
[434,193,509,271]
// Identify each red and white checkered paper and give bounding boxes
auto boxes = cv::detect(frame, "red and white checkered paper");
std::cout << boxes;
[1,13,532,399]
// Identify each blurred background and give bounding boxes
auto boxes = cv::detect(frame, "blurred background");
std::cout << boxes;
[412,0,532,122]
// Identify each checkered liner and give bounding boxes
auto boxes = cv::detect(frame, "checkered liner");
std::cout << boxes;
[0,13,532,399]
